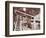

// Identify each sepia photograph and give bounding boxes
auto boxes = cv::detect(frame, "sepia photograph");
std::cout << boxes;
[13,7,40,31]
[5,1,45,37]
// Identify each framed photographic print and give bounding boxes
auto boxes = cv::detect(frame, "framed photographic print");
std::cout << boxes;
[5,1,45,37]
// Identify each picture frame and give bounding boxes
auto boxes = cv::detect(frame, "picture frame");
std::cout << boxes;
[5,1,45,37]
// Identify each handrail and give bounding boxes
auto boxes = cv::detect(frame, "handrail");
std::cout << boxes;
[15,10,34,17]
